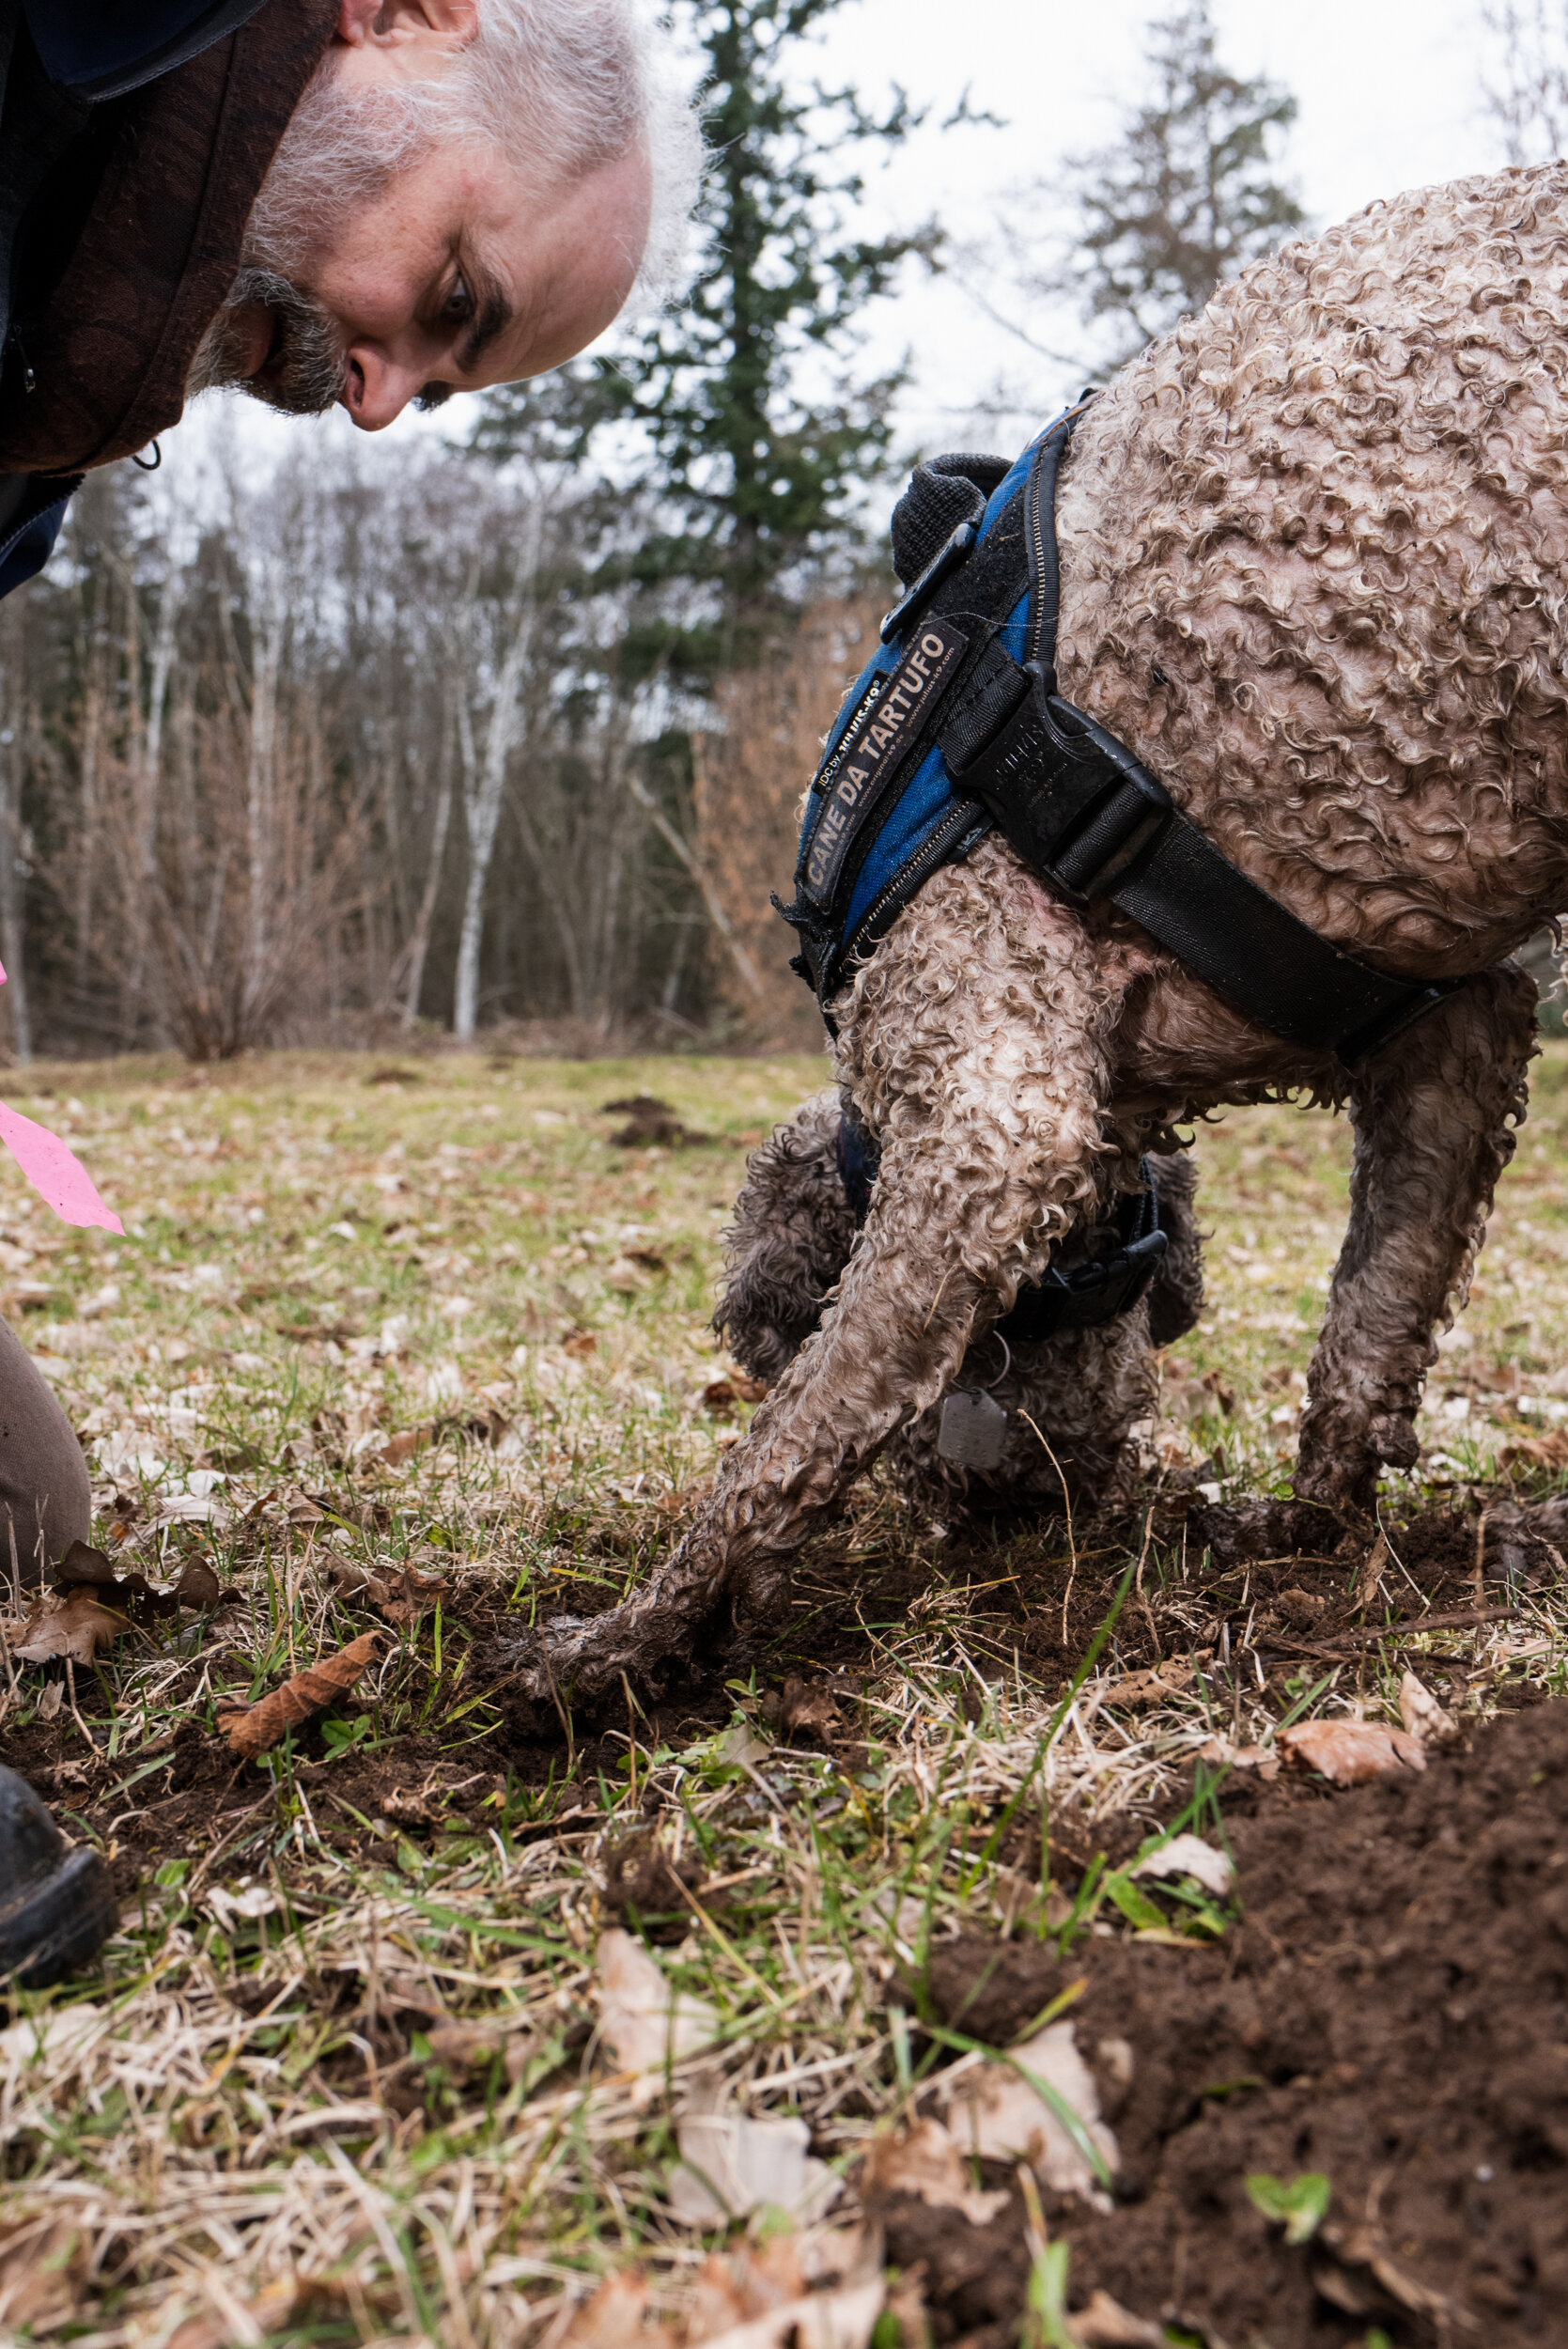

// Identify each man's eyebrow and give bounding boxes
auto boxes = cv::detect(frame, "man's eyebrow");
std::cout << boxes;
[458,275,513,375]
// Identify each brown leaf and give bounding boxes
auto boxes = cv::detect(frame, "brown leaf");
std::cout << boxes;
[1070,2291,1172,2346]
[1197,1735,1281,1781]
[1398,1669,1459,1747]
[1501,1430,1568,1473]
[217,1630,383,1758]
[862,2117,1009,2224]
[0,2214,88,2331]
[12,1588,126,1665]
[382,1423,438,1466]
[54,1539,117,1586]
[51,1545,228,1624]
[759,1675,841,1742]
[175,1557,225,1610]
[685,2238,810,2339]
[168,2278,356,2349]
[702,1377,737,1416]
[1278,1719,1426,1786]
[1101,1661,1195,1710]
[328,1560,447,1626]
[556,2271,651,2349]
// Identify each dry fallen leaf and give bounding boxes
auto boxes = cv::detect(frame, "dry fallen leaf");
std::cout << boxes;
[555,2240,880,2349]
[1072,2290,1169,2347]
[940,2020,1118,2202]
[760,1675,840,1742]
[694,2277,884,2349]
[167,2277,370,2349]
[12,1587,126,1665]
[1101,1661,1196,1710]
[1278,1719,1426,1786]
[668,2108,838,2228]
[557,2270,654,2349]
[424,2018,539,2082]
[328,1559,448,1626]
[597,1929,720,2094]
[53,1540,118,1587]
[175,1556,224,1609]
[217,1630,383,1758]
[1500,1429,1568,1473]
[1399,1670,1459,1747]
[0,2213,88,2331]
[1198,1734,1281,1781]
[1132,1832,1234,1899]
[49,1542,228,1624]
[382,1423,439,1466]
[862,2117,1009,2225]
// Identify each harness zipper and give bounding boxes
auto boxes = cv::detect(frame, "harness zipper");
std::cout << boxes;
[841,801,992,981]
[1026,445,1048,668]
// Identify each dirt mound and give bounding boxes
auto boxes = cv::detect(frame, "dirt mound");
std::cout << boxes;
[876,1698,1568,2345]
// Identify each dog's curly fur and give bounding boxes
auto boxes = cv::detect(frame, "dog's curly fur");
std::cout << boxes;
[714,1090,1203,1515]
[527,167,1560,1703]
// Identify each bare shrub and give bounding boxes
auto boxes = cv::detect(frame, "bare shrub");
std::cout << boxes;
[691,594,884,1047]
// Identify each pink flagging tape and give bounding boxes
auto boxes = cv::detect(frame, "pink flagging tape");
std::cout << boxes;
[0,1100,123,1234]
[0,957,122,1231]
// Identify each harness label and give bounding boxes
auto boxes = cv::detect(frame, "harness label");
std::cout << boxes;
[801,616,969,906]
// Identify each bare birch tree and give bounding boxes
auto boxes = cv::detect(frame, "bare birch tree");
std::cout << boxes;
[1481,0,1568,159]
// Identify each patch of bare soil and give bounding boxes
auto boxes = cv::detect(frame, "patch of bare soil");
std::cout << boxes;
[876,1696,1568,2346]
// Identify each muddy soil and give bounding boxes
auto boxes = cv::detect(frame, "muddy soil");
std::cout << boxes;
[874,1695,1568,2347]
[4,1490,1552,1882]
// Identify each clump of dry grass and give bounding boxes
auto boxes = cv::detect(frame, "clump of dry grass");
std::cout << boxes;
[0,1044,1564,2343]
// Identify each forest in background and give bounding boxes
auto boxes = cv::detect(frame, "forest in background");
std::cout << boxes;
[0,0,1550,1064]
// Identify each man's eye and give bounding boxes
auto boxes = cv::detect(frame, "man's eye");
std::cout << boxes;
[442,274,473,327]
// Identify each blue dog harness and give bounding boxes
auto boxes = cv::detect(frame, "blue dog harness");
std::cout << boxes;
[780,409,1459,1068]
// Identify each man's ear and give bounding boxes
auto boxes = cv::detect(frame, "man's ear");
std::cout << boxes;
[334,0,478,47]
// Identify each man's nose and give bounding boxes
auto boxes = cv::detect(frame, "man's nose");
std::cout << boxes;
[340,342,422,431]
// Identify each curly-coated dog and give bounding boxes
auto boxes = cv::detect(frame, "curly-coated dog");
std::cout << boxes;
[714,1089,1203,1517]
[527,165,1568,1702]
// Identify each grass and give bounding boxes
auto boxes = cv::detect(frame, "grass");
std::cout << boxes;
[2,1041,1566,2344]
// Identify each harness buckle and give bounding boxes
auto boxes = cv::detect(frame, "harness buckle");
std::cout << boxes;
[1044,765,1172,909]
[879,518,980,645]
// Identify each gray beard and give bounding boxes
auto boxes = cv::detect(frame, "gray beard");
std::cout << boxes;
[185,266,347,415]
[184,59,431,416]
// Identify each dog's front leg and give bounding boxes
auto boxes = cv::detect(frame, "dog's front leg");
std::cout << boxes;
[1295,962,1537,1519]
[529,1141,1089,1703]
[527,847,1121,1704]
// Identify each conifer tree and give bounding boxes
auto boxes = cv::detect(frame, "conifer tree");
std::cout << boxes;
[994,1,1304,377]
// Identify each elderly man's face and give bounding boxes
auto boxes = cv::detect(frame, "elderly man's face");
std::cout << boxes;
[200,0,652,429]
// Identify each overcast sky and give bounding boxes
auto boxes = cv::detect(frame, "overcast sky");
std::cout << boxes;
[167,0,1506,497]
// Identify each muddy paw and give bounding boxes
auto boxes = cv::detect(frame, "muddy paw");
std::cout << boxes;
[1188,1497,1343,1567]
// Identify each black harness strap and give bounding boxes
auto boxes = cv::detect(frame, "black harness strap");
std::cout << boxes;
[835,1106,1170,1341]
[936,413,1460,1066]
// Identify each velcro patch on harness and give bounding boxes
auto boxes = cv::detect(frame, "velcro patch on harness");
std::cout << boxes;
[800,618,969,909]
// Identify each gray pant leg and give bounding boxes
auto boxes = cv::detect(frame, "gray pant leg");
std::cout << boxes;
[0,1315,91,1586]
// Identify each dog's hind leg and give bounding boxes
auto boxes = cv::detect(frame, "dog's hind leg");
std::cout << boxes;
[526,850,1126,1703]
[1294,962,1536,1521]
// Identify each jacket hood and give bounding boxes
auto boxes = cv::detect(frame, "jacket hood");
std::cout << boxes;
[0,0,335,475]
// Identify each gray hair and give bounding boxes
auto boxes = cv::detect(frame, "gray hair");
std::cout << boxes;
[246,0,702,309]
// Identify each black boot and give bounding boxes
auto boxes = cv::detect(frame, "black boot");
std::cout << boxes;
[0,1765,117,1987]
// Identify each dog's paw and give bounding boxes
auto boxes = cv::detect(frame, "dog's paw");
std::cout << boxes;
[1188,1497,1343,1566]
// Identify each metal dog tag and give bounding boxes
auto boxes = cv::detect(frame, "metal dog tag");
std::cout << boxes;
[937,1387,1008,1469]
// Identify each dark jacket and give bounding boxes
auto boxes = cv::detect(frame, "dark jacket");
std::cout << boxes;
[0,0,335,600]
